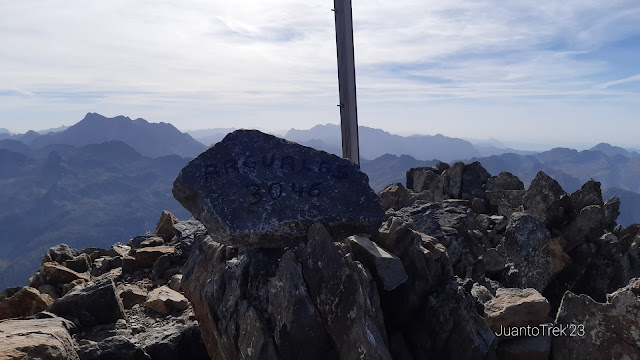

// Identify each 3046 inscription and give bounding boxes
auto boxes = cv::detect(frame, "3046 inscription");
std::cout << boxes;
[246,181,322,205]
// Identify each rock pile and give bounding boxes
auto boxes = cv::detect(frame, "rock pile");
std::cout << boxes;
[2,131,640,359]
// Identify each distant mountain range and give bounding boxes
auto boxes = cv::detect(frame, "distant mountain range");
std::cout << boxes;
[2,113,640,288]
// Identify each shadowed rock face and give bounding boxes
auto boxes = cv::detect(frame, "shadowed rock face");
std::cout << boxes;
[172,130,384,247]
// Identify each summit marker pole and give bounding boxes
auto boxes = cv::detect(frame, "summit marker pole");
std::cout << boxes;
[333,0,360,166]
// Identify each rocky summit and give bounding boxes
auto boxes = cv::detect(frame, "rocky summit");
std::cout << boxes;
[2,142,640,359]
[172,130,384,247]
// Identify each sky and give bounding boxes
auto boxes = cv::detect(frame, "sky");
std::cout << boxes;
[1,0,639,148]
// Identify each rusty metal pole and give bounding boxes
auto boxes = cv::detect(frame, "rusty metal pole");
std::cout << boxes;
[333,0,360,165]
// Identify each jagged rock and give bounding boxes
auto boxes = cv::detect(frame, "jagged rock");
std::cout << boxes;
[168,274,183,292]
[182,222,391,360]
[552,279,640,360]
[603,196,620,230]
[0,286,54,320]
[346,235,408,291]
[63,253,92,273]
[496,336,551,360]
[82,247,118,262]
[390,201,486,280]
[441,161,464,199]
[91,256,123,277]
[117,284,147,309]
[561,205,607,251]
[133,246,175,269]
[62,279,88,296]
[471,197,487,214]
[121,256,136,274]
[77,336,150,360]
[43,244,80,265]
[128,235,160,249]
[139,237,165,248]
[484,288,550,334]
[485,190,525,218]
[38,284,61,300]
[486,172,524,191]
[481,248,505,275]
[548,238,571,276]
[172,130,384,247]
[378,183,433,211]
[172,217,208,255]
[405,168,445,201]
[522,171,566,228]
[500,213,553,292]
[30,262,91,288]
[48,279,125,328]
[112,244,131,257]
[471,283,493,304]
[0,316,78,360]
[137,325,209,360]
[144,286,188,315]
[461,161,491,200]
[154,210,179,240]
[568,179,603,215]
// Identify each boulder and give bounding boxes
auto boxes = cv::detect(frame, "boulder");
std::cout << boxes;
[486,172,524,191]
[47,279,125,328]
[128,235,160,249]
[485,190,525,218]
[346,235,408,291]
[561,205,607,251]
[405,168,445,201]
[0,316,78,360]
[63,253,91,273]
[144,286,189,315]
[154,210,179,239]
[603,196,620,229]
[484,288,550,334]
[139,237,165,248]
[30,262,91,288]
[43,244,79,265]
[378,183,433,211]
[117,284,147,309]
[567,179,603,215]
[172,130,384,247]
[441,161,464,199]
[496,336,551,360]
[168,274,183,292]
[552,279,640,360]
[182,222,391,360]
[76,336,151,360]
[500,213,554,292]
[461,161,490,200]
[136,325,209,360]
[133,246,175,269]
[522,171,566,229]
[0,286,54,320]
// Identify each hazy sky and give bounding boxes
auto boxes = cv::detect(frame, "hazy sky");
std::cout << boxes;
[1,1,639,147]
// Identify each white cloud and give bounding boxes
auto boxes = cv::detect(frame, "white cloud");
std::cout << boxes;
[0,0,639,141]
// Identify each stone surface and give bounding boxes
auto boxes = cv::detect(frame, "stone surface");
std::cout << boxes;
[43,244,80,265]
[523,171,566,228]
[500,213,553,292]
[484,288,550,334]
[0,286,54,320]
[346,235,408,291]
[485,190,525,218]
[441,161,464,199]
[139,237,165,248]
[405,167,445,201]
[63,253,92,273]
[553,279,640,360]
[486,172,524,191]
[168,274,183,292]
[182,222,391,360]
[77,336,151,360]
[172,130,384,246]
[496,336,551,360]
[561,205,607,251]
[0,317,78,360]
[117,284,147,309]
[30,262,91,288]
[48,279,125,327]
[154,210,179,239]
[461,161,491,200]
[144,286,188,315]
[136,325,209,360]
[133,246,175,269]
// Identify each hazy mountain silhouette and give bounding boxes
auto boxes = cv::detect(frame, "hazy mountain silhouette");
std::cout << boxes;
[29,113,207,158]
[285,124,481,163]
[0,141,190,289]
[590,143,640,159]
[187,128,237,146]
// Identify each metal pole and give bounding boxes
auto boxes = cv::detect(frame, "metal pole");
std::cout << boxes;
[333,0,360,165]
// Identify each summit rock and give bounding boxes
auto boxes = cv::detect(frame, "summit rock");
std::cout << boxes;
[172,130,384,246]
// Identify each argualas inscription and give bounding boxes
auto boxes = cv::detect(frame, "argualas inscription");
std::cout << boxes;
[172,130,384,246]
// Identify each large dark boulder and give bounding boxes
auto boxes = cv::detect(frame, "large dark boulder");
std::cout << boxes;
[523,171,566,229]
[172,130,384,247]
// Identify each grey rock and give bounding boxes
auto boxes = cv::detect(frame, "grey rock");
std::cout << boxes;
[486,172,524,191]
[168,274,183,292]
[484,288,550,334]
[496,336,550,360]
[523,171,566,229]
[172,130,384,247]
[30,262,90,288]
[603,196,620,229]
[128,235,159,249]
[48,279,125,328]
[137,325,209,360]
[0,286,54,320]
[561,205,607,251]
[43,244,80,265]
[378,183,434,211]
[552,279,640,360]
[442,161,464,199]
[132,246,175,269]
[461,161,490,200]
[0,316,79,360]
[481,248,505,275]
[154,210,179,240]
[77,336,150,360]
[500,213,553,292]
[406,168,445,201]
[63,253,92,273]
[144,286,188,315]
[568,179,603,214]
[117,284,147,309]
[485,190,525,218]
[346,235,408,290]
